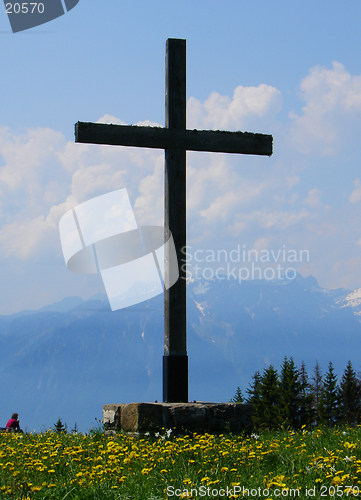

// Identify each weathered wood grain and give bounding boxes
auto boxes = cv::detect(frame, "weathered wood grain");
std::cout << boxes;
[75,122,273,156]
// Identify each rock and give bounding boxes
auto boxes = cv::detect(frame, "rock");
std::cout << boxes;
[102,404,126,430]
[104,430,117,437]
[102,402,253,434]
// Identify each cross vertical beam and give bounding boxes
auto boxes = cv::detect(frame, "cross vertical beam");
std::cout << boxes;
[74,38,273,405]
[163,38,188,403]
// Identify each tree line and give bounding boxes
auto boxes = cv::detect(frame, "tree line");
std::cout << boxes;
[231,358,361,429]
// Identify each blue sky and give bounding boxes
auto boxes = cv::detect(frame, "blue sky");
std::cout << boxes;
[1,1,361,314]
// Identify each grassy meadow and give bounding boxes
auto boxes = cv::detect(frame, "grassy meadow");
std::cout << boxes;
[1,426,361,499]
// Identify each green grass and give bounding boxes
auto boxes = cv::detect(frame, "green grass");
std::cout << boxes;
[0,425,361,499]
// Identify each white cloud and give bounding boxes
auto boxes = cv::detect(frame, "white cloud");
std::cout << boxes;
[252,237,270,252]
[69,163,127,203]
[0,82,284,264]
[133,154,164,226]
[198,181,264,223]
[289,193,300,205]
[97,114,127,125]
[349,179,361,203]
[0,127,66,190]
[187,153,238,214]
[289,62,361,155]
[243,208,310,229]
[2,72,361,296]
[97,114,162,128]
[187,84,282,131]
[0,119,166,260]
[303,188,322,207]
[0,216,48,258]
[223,207,310,239]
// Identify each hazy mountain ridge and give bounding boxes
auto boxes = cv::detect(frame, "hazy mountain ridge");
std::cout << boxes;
[1,274,360,432]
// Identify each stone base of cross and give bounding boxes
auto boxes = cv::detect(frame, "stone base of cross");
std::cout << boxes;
[75,38,272,403]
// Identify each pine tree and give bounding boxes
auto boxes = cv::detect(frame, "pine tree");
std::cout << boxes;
[253,365,280,430]
[318,361,338,427]
[337,360,361,425]
[278,357,303,429]
[53,418,67,433]
[230,387,244,403]
[246,371,262,404]
[310,361,323,422]
[298,361,316,427]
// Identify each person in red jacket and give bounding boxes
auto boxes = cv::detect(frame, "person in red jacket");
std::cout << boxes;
[6,413,23,432]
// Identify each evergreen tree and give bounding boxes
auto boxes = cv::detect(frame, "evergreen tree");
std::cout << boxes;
[337,360,361,425]
[230,387,244,403]
[53,418,67,433]
[310,360,323,422]
[298,361,316,427]
[278,357,303,429]
[246,370,262,404]
[253,365,280,430]
[319,361,338,427]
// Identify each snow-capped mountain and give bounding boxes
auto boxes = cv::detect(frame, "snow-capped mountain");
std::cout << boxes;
[339,288,361,314]
[0,274,360,432]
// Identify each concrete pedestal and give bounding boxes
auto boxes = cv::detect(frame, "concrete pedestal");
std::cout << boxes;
[103,402,253,434]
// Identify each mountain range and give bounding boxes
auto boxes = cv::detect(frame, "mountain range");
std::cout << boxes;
[0,273,360,432]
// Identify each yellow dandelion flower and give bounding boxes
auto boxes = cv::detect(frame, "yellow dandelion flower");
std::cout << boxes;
[30,486,42,492]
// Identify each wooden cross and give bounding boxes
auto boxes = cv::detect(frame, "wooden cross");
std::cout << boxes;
[75,38,273,403]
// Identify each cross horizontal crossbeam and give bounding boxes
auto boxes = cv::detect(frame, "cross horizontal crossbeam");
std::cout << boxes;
[74,38,274,404]
[75,122,273,156]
